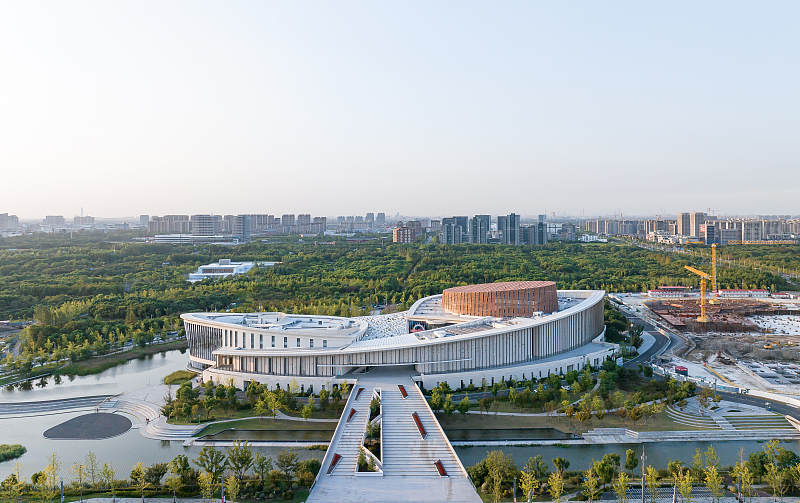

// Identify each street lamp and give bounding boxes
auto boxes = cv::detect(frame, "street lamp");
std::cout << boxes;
[513,477,517,503]
[641,447,646,503]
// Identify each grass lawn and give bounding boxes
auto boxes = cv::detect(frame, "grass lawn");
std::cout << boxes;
[196,418,337,436]
[282,407,342,420]
[169,404,345,425]
[164,369,198,385]
[435,409,711,433]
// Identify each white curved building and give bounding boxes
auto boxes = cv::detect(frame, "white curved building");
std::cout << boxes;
[181,284,617,391]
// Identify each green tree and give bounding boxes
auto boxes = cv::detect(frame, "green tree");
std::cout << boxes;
[704,465,724,503]
[549,470,565,503]
[583,466,601,503]
[552,457,570,474]
[224,475,240,503]
[485,450,515,503]
[226,440,254,481]
[614,472,630,503]
[645,466,658,503]
[765,463,786,502]
[85,452,99,488]
[302,403,314,420]
[678,469,693,503]
[430,390,443,413]
[276,449,299,482]
[40,453,61,503]
[457,396,470,420]
[443,394,456,419]
[625,449,639,476]
[319,388,330,411]
[197,471,216,502]
[521,457,542,503]
[254,453,273,482]
[194,446,227,484]
[130,462,148,501]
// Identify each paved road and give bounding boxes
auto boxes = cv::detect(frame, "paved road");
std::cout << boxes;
[716,390,800,421]
[620,311,671,369]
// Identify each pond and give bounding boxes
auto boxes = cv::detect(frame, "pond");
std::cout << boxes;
[0,349,324,480]
[0,349,189,403]
[201,429,334,442]
[455,440,800,470]
[444,427,577,441]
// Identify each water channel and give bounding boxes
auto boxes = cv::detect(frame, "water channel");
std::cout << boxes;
[0,348,797,480]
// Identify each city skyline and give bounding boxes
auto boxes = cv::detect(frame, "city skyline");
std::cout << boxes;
[2,2,799,216]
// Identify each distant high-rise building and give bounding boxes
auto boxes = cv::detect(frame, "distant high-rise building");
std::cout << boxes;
[376,213,386,225]
[677,213,691,236]
[393,226,415,244]
[281,214,295,227]
[191,214,221,236]
[498,213,521,245]
[346,216,355,223]
[690,212,706,238]
[454,216,468,238]
[538,214,546,223]
[440,217,462,244]
[297,214,311,226]
[470,215,490,244]
[0,213,19,230]
[406,220,423,236]
[355,216,363,223]
[366,213,375,222]
[139,215,149,226]
[44,215,65,226]
[73,216,95,225]
[233,215,251,243]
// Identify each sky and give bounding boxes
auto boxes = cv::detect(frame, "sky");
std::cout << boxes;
[1,1,799,219]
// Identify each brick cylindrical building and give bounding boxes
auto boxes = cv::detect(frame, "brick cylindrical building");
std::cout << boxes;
[442,281,558,317]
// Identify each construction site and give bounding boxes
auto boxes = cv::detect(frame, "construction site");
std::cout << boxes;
[643,244,800,362]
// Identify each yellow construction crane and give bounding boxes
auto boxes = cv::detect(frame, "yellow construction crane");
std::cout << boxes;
[709,244,719,304]
[685,265,711,322]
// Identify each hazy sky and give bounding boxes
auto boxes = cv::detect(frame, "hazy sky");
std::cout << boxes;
[1,2,799,219]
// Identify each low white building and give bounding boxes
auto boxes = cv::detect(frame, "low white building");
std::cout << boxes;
[189,259,255,282]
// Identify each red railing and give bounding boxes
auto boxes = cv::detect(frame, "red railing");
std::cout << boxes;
[434,460,447,476]
[398,385,408,398]
[412,412,427,438]
[347,408,357,423]
[327,453,342,474]
[355,387,365,400]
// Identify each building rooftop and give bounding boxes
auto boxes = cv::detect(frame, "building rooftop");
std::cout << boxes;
[443,280,556,294]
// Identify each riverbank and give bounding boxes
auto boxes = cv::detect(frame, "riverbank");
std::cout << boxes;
[0,339,188,386]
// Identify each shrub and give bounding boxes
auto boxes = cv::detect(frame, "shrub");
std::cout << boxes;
[0,445,26,462]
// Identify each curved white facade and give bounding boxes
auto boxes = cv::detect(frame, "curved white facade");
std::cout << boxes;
[181,289,617,390]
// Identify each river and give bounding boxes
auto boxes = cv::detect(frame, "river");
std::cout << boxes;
[0,349,796,480]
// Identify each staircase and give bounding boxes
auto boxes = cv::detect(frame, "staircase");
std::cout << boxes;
[328,386,373,475]
[110,399,200,439]
[381,383,464,477]
[308,367,481,503]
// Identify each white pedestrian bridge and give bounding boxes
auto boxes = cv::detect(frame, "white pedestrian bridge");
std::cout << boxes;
[307,365,481,503]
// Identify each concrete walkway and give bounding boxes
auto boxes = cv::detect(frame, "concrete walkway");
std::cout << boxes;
[307,366,480,503]
[0,395,112,418]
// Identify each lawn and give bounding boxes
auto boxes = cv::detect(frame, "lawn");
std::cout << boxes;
[196,418,337,437]
[168,403,345,425]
